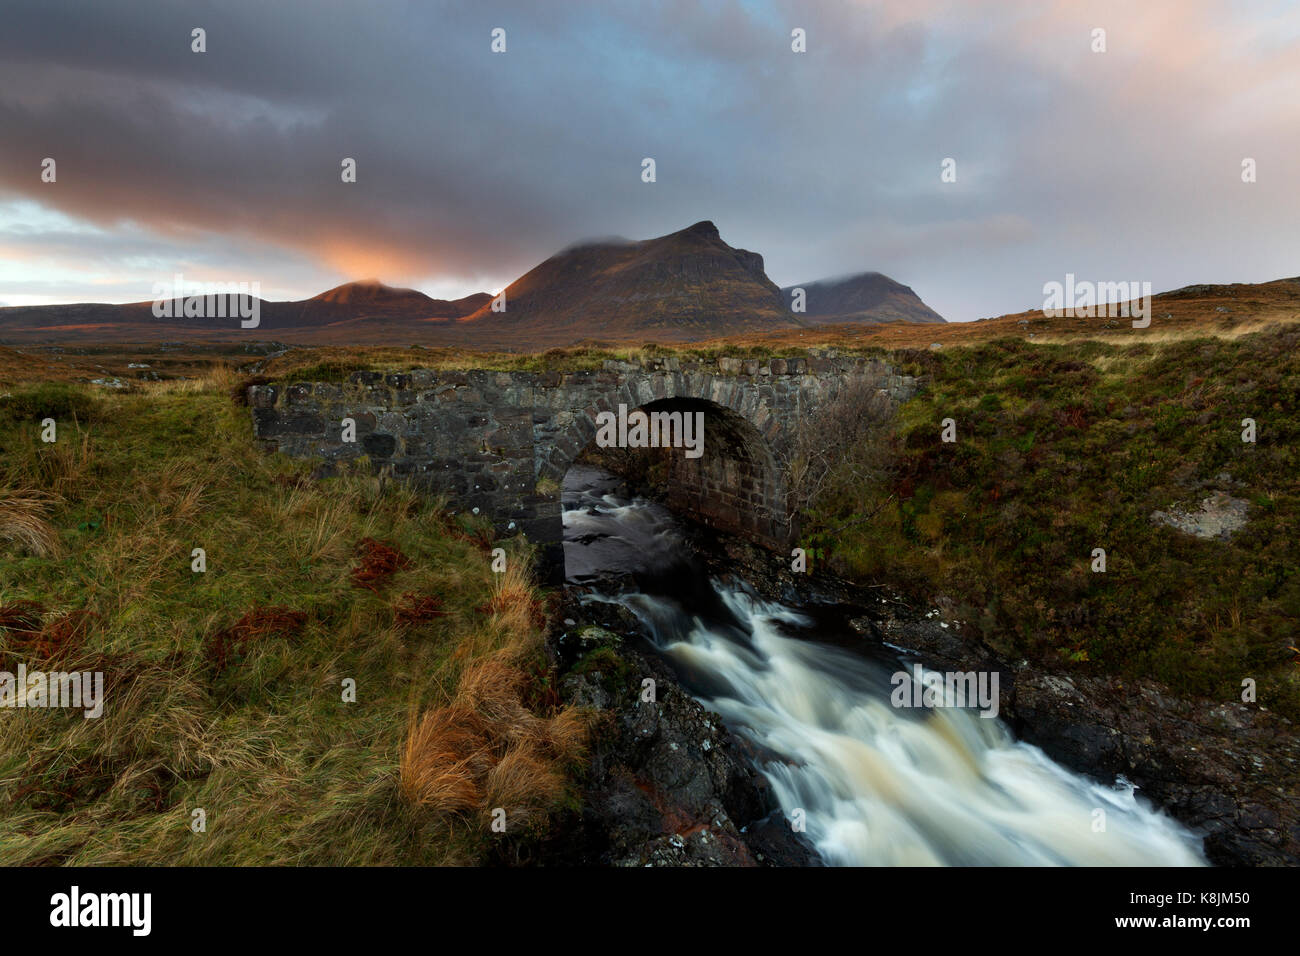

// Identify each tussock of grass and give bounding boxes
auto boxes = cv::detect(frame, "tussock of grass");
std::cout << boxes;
[400,706,494,813]
[0,382,101,425]
[401,647,586,834]
[0,365,584,865]
[399,555,586,833]
[0,489,62,557]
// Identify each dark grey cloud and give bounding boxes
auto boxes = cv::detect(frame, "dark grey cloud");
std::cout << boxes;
[0,0,1297,319]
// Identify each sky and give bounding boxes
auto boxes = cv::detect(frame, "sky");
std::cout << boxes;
[1,0,1297,321]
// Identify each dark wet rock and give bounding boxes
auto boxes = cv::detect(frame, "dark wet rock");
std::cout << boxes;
[1005,670,1300,866]
[541,595,819,867]
[560,671,611,711]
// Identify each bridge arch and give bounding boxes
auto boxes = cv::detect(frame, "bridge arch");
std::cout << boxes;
[550,392,792,549]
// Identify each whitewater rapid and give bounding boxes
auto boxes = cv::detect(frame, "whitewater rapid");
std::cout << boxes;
[562,465,1205,867]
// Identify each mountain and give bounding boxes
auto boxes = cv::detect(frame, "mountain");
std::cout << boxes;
[0,221,946,346]
[310,278,433,309]
[465,220,795,339]
[308,279,491,319]
[779,272,945,325]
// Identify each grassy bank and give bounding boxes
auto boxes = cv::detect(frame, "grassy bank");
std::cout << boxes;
[0,370,583,865]
[804,326,1300,718]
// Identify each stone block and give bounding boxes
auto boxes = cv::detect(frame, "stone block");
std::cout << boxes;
[253,408,325,438]
[362,433,397,458]
[249,384,277,408]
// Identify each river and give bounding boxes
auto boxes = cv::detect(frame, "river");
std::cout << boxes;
[562,464,1206,866]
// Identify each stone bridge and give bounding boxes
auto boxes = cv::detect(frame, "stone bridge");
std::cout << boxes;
[248,354,919,578]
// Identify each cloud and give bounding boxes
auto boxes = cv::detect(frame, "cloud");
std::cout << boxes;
[0,0,1296,320]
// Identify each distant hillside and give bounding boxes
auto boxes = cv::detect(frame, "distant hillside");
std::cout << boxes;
[465,220,796,339]
[697,276,1300,352]
[0,284,489,343]
[780,272,945,325]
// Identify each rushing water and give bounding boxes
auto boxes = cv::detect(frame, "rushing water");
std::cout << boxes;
[562,465,1206,867]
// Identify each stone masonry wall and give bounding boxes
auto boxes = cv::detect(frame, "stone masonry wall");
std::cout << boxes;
[247,352,920,576]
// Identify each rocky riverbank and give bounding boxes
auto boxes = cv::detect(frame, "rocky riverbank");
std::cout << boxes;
[708,530,1300,867]
[539,507,1298,866]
